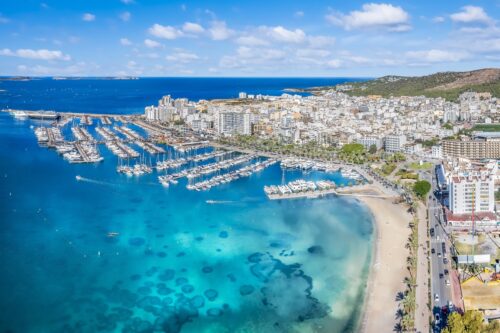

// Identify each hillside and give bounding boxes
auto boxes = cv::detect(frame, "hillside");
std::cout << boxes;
[313,68,500,101]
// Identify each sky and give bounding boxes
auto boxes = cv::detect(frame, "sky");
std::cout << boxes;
[0,0,499,77]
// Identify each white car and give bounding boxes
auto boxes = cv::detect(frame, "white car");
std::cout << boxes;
[445,279,450,286]
[434,294,440,302]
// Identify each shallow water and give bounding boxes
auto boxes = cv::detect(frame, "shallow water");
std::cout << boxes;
[0,78,373,332]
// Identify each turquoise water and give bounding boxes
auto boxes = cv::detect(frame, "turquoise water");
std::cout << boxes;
[0,78,373,333]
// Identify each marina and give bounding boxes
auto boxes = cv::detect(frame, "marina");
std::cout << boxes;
[186,158,278,191]
[264,179,337,200]
[156,150,231,170]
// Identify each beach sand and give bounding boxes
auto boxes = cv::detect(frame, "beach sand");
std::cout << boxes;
[357,193,412,333]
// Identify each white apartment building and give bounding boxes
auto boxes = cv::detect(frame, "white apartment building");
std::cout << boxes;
[449,174,495,215]
[356,137,383,150]
[216,111,252,136]
[431,145,442,159]
[384,134,407,153]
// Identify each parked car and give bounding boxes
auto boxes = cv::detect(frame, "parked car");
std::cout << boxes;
[435,294,440,302]
[443,258,448,264]
[445,279,450,286]
[431,248,435,254]
[439,273,444,279]
[444,269,449,275]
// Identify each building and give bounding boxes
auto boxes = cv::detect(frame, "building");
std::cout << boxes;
[449,174,495,214]
[216,111,252,136]
[356,137,383,150]
[431,145,443,159]
[238,92,247,99]
[384,134,407,153]
[446,171,498,230]
[442,139,500,159]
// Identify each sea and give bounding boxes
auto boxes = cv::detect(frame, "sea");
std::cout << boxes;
[0,78,374,333]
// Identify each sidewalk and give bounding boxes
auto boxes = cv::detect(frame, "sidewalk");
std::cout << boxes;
[415,204,430,333]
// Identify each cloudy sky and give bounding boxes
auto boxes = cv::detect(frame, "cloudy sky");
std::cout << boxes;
[0,0,499,77]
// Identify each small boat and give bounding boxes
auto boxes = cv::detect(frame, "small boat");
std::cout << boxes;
[75,175,82,181]
[107,232,119,238]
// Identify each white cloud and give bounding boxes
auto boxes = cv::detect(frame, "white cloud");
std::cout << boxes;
[166,50,200,63]
[295,11,304,18]
[450,6,491,24]
[17,61,99,76]
[405,49,468,63]
[209,21,233,40]
[144,39,161,48]
[121,0,135,4]
[236,35,269,46]
[327,59,342,68]
[237,46,285,60]
[265,26,306,43]
[307,35,336,48]
[327,3,410,31]
[120,11,131,22]
[182,22,204,34]
[82,13,95,22]
[0,48,71,61]
[148,24,183,39]
[432,16,445,23]
[120,38,132,46]
[296,49,331,58]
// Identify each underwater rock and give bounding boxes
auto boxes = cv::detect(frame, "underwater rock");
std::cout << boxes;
[158,269,175,281]
[175,277,188,286]
[137,286,152,295]
[207,308,222,317]
[307,245,324,255]
[181,284,194,294]
[129,274,141,281]
[218,231,228,238]
[190,295,205,308]
[157,251,167,258]
[226,273,236,282]
[162,297,173,306]
[195,236,204,241]
[247,252,331,322]
[157,286,174,296]
[204,289,218,302]
[239,285,255,296]
[128,237,146,246]
[110,307,133,321]
[144,249,154,256]
[202,266,213,274]
[136,296,161,309]
[176,252,186,257]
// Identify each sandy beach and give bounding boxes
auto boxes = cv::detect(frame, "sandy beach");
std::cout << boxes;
[356,191,412,333]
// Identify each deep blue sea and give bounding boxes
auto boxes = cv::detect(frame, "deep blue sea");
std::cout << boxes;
[0,78,373,333]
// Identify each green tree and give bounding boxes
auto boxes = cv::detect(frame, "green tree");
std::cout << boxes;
[413,180,431,198]
[369,144,377,154]
[441,312,465,333]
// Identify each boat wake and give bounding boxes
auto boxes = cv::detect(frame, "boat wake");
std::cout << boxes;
[75,175,116,186]
[205,200,235,204]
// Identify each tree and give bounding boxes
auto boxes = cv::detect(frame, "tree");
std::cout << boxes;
[369,144,377,154]
[441,312,465,333]
[441,310,499,333]
[413,180,431,199]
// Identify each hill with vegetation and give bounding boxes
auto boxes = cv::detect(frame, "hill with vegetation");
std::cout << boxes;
[309,68,500,101]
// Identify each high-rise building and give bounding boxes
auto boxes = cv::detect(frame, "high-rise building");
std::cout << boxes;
[449,175,495,215]
[216,111,252,135]
[384,134,406,152]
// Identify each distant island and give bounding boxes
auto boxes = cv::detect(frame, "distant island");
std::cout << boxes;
[297,68,500,101]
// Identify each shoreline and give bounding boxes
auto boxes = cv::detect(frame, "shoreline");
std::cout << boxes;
[353,190,411,333]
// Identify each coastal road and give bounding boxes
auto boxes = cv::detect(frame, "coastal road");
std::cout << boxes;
[425,169,452,330]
